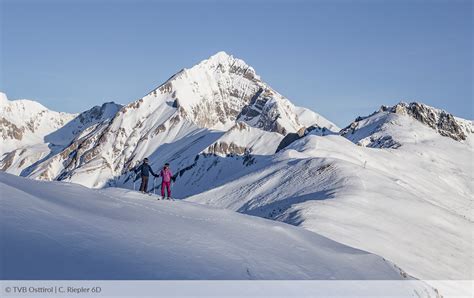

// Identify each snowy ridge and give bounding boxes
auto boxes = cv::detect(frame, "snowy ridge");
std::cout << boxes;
[0,172,437,287]
[340,102,474,148]
[187,131,473,292]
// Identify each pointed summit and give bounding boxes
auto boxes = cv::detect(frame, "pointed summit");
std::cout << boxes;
[147,52,336,132]
[1,52,337,186]
[200,51,241,67]
[188,51,258,80]
[206,51,233,62]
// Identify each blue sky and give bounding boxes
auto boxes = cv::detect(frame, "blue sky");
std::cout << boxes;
[1,0,472,126]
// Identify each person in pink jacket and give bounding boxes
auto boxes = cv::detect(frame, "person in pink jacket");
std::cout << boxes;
[159,163,173,199]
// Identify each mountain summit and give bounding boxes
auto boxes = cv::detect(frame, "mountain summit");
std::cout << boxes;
[0,52,337,187]
[145,51,338,133]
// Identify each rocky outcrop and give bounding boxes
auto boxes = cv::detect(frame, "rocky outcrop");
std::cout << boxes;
[382,102,467,141]
[0,150,16,171]
[0,117,25,140]
[341,102,471,148]
[363,135,401,149]
[276,126,330,153]
[239,92,288,135]
[206,142,249,156]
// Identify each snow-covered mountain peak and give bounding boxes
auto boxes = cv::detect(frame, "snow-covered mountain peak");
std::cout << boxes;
[195,51,257,75]
[341,101,473,148]
[0,92,76,155]
[0,92,64,121]
[0,53,336,187]
[145,52,336,133]
[210,51,256,75]
[207,50,233,61]
[381,101,472,141]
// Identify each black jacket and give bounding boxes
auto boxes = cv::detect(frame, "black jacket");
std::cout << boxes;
[134,163,157,177]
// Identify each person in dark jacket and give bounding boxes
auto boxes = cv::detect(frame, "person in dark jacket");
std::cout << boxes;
[134,158,158,193]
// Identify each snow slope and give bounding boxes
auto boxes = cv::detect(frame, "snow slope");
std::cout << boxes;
[0,172,432,286]
[187,121,473,286]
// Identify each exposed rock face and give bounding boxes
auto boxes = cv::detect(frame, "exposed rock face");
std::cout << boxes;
[0,118,25,140]
[238,89,289,135]
[154,51,336,134]
[203,122,282,157]
[275,126,331,153]
[206,142,249,156]
[230,121,249,132]
[341,102,472,149]
[0,150,15,171]
[276,132,302,153]
[339,121,358,136]
[154,52,262,130]
[363,135,401,149]
[383,102,467,141]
